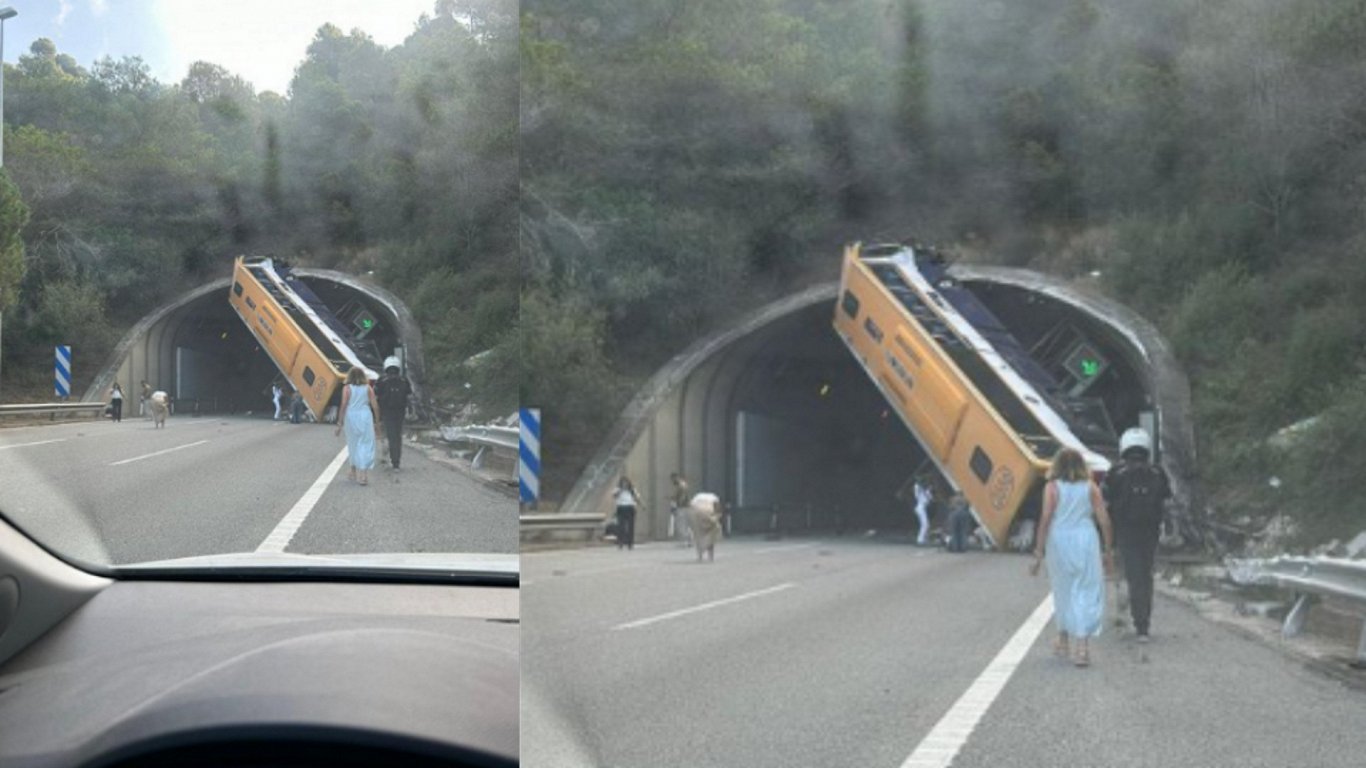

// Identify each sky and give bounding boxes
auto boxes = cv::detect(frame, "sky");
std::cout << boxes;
[6,0,440,95]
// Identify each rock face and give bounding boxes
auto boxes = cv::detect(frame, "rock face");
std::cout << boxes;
[521,192,597,288]
[1347,531,1366,559]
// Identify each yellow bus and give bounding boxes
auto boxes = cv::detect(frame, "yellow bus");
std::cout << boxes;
[833,243,1110,548]
[228,256,377,421]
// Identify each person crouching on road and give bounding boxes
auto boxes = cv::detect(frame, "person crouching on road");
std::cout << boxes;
[375,357,411,470]
[335,367,380,485]
[1103,428,1172,643]
[613,477,641,551]
[149,390,170,429]
[688,491,724,563]
[1030,447,1114,667]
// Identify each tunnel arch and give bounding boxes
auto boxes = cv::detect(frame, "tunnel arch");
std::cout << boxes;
[558,269,1198,543]
[82,268,428,417]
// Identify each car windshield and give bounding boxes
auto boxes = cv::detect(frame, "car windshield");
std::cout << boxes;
[519,0,1366,766]
[0,1,518,576]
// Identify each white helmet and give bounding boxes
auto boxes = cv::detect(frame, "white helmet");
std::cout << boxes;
[383,356,401,372]
[1119,427,1153,457]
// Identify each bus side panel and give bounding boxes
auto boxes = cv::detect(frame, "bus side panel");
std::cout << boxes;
[837,264,967,461]
[945,405,1045,548]
[232,261,339,421]
[890,330,967,461]
[835,248,1045,549]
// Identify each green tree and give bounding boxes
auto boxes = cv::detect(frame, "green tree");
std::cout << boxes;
[0,170,31,313]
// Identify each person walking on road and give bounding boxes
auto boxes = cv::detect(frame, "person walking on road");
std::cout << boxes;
[374,357,411,470]
[1030,447,1114,667]
[271,383,283,421]
[108,383,124,423]
[613,477,642,551]
[670,472,692,547]
[1103,428,1171,643]
[688,491,724,563]
[140,380,151,419]
[912,475,933,546]
[335,367,379,485]
[946,492,974,553]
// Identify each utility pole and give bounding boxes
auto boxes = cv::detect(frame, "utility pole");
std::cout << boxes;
[0,7,17,402]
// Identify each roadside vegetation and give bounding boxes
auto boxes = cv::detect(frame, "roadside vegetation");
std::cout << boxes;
[0,0,517,416]
[522,0,1366,545]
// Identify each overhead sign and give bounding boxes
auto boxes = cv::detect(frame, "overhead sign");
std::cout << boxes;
[1062,341,1108,384]
[352,309,378,339]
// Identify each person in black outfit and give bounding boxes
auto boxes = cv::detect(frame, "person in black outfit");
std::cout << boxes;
[613,477,641,550]
[946,492,974,553]
[374,357,411,470]
[109,383,124,422]
[289,389,305,424]
[1102,428,1171,643]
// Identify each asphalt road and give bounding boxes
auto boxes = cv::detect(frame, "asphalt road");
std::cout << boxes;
[0,414,517,565]
[522,536,1366,768]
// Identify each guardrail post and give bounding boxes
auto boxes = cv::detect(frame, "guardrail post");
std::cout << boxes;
[471,445,487,470]
[1282,593,1318,638]
[1354,619,1366,669]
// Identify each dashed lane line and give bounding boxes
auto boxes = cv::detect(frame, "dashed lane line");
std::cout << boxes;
[612,582,797,631]
[0,438,67,451]
[108,440,210,466]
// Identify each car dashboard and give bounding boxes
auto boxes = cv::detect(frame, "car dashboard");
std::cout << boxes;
[0,579,519,768]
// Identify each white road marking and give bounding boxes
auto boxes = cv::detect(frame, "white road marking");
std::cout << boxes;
[109,440,210,466]
[0,438,67,451]
[612,582,796,631]
[256,446,349,553]
[899,594,1054,768]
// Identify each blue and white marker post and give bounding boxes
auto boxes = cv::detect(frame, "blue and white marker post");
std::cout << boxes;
[54,345,71,400]
[519,407,541,509]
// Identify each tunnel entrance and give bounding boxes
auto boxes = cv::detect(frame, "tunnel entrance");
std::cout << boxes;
[85,269,421,418]
[726,305,927,535]
[581,273,1168,543]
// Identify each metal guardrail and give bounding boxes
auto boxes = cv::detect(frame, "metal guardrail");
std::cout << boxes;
[0,402,106,420]
[439,423,518,477]
[1228,556,1366,666]
[440,424,517,450]
[519,513,605,531]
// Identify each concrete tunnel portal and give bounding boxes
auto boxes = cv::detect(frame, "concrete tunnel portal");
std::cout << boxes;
[83,267,428,418]
[558,268,1197,545]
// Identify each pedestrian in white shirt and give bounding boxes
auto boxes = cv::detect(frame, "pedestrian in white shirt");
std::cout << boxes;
[913,477,933,546]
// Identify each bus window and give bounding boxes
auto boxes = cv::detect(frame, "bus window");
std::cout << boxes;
[863,316,883,343]
[970,447,994,484]
[886,351,914,391]
[841,290,860,319]
[233,282,243,296]
[302,367,316,386]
